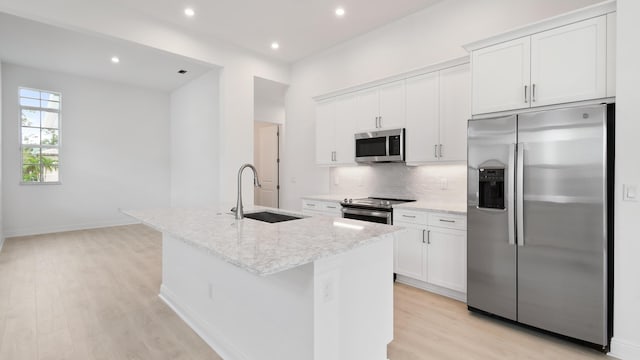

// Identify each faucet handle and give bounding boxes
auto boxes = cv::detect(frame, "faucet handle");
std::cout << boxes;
[230,207,237,213]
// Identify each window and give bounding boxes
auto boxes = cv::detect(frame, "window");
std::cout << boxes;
[20,87,61,183]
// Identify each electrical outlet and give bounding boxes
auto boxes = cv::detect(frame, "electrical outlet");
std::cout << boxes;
[440,178,448,190]
[623,184,638,202]
[322,279,334,303]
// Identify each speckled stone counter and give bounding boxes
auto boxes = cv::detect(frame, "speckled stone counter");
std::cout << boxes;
[123,206,398,360]
[393,200,467,215]
[123,207,402,276]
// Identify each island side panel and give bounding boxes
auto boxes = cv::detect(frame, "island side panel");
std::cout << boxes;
[313,234,395,360]
[160,233,315,360]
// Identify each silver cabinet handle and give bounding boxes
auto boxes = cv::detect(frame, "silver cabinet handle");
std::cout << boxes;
[333,151,337,162]
[427,230,431,244]
[434,145,438,159]
[422,229,426,243]
[517,144,525,247]
[439,144,443,158]
[402,214,416,218]
[326,206,337,209]
[375,116,380,128]
[524,85,528,103]
[532,83,536,102]
[439,219,455,223]
[307,203,316,207]
[379,116,382,128]
[507,143,516,246]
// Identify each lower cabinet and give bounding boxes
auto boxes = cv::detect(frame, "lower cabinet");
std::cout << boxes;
[394,209,467,301]
[301,199,342,217]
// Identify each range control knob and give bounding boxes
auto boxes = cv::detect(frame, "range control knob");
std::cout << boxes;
[348,198,353,203]
[343,198,348,203]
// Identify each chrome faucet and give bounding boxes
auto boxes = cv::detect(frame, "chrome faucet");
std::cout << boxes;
[231,164,261,220]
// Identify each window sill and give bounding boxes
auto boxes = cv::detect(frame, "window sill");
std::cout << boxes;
[20,181,62,186]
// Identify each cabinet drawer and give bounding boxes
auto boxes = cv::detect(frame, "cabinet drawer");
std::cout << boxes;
[302,199,342,216]
[394,210,428,225]
[428,213,466,230]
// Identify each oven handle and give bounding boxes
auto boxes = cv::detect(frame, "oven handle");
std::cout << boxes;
[341,207,392,222]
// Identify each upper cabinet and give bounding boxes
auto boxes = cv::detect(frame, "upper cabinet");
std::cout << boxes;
[467,2,616,116]
[530,16,607,107]
[315,95,357,166]
[405,63,470,164]
[472,37,531,114]
[356,80,406,131]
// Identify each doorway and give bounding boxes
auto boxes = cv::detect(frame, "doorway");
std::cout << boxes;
[254,122,280,207]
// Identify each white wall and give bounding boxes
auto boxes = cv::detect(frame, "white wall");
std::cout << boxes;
[0,0,291,210]
[170,70,220,207]
[1,63,170,237]
[0,61,3,250]
[281,0,602,211]
[610,1,640,358]
[254,77,287,125]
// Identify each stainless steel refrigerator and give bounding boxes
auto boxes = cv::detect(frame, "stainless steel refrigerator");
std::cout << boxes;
[467,104,613,350]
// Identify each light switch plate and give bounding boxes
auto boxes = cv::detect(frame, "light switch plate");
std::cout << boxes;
[623,184,638,201]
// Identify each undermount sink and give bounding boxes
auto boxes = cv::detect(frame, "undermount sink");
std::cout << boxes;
[243,211,303,223]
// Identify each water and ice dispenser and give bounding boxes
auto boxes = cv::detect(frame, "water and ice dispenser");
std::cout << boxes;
[478,168,505,210]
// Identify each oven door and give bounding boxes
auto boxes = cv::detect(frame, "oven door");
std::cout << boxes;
[342,207,392,224]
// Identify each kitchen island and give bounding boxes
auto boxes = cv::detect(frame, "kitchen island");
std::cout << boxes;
[123,207,403,360]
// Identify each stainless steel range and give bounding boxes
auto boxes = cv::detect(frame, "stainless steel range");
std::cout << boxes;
[340,197,416,224]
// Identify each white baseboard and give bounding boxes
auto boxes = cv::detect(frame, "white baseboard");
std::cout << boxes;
[3,219,140,238]
[159,284,249,360]
[609,337,640,359]
[396,275,467,303]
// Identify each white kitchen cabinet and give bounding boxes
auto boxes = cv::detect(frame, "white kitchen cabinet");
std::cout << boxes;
[394,209,467,301]
[393,220,427,281]
[472,36,531,115]
[470,14,611,115]
[405,72,440,163]
[315,95,357,166]
[426,227,467,293]
[530,16,607,107]
[356,80,405,131]
[438,64,470,162]
[301,199,342,217]
[315,101,335,165]
[405,63,469,164]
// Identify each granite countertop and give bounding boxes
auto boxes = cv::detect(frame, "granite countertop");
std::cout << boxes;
[122,207,403,276]
[393,201,466,215]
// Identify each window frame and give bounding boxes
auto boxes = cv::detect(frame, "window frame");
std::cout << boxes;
[18,87,62,185]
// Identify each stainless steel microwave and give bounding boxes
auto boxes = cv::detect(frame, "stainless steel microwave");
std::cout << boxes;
[355,128,405,163]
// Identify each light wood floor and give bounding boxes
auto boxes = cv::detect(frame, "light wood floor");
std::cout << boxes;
[0,225,609,360]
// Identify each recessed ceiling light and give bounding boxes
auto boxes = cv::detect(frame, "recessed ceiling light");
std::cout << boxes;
[111,56,120,64]
[184,8,195,17]
[271,42,280,50]
[335,7,346,17]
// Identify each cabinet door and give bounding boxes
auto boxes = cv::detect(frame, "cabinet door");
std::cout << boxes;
[378,80,406,129]
[394,222,427,281]
[356,88,379,131]
[405,72,440,163]
[472,37,531,115]
[315,101,335,165]
[530,16,606,107]
[439,63,470,162]
[426,227,466,293]
[333,95,357,165]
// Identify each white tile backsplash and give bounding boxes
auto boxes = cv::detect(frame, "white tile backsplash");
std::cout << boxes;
[330,163,466,204]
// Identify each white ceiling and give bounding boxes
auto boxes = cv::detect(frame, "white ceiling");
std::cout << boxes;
[0,12,215,92]
[106,0,443,62]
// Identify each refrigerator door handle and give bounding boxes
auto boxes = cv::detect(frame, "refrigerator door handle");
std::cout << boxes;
[508,143,516,245]
[517,144,525,247]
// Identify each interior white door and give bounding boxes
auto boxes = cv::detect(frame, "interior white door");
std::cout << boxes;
[356,88,380,131]
[333,95,357,165]
[394,222,427,281]
[254,123,279,208]
[426,227,467,293]
[530,15,607,107]
[439,63,470,162]
[405,72,439,163]
[472,36,531,115]
[315,101,335,165]
[378,80,406,129]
